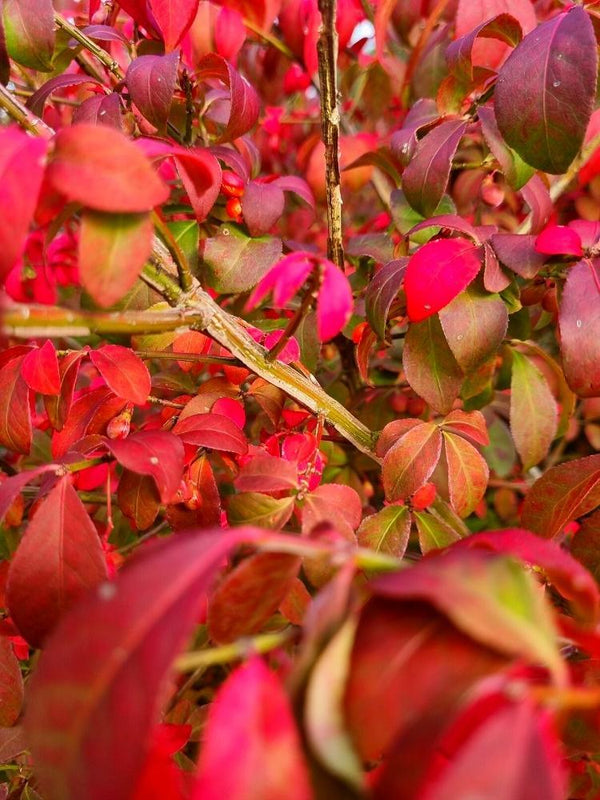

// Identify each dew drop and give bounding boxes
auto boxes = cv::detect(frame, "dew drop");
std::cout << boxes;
[456,334,463,341]
[401,143,409,154]
[149,456,159,464]
[553,80,561,88]
[99,110,106,116]
[157,76,162,82]
[423,304,431,310]
[576,319,582,328]
[98,582,117,601]
[557,53,563,59]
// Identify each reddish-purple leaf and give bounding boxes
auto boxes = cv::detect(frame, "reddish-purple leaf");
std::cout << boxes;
[174,148,222,223]
[21,340,60,395]
[193,657,313,800]
[424,699,565,800]
[405,238,483,323]
[478,105,534,190]
[510,350,557,470]
[79,210,154,308]
[149,0,199,50]
[47,125,169,213]
[270,175,315,210]
[0,726,27,763]
[441,410,489,447]
[459,528,600,624]
[208,553,300,643]
[108,0,160,36]
[535,224,583,257]
[571,509,600,589]
[72,93,122,128]
[489,233,546,279]
[454,0,536,71]
[235,453,299,493]
[357,505,411,558]
[90,345,151,405]
[519,175,552,233]
[126,52,179,130]
[521,454,600,540]
[391,98,439,166]
[408,215,480,243]
[196,53,260,142]
[27,75,102,117]
[0,636,24,726]
[241,181,285,237]
[447,13,522,84]
[0,127,48,281]
[383,422,442,503]
[495,6,597,173]
[365,258,408,340]
[2,0,54,70]
[439,284,507,372]
[107,430,184,503]
[25,528,253,800]
[443,431,489,518]
[482,243,510,293]
[172,413,248,455]
[402,119,468,217]
[403,316,463,414]
[0,355,31,455]
[559,258,600,397]
[6,477,107,648]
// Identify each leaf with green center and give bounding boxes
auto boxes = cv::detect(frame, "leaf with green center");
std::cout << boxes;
[495,6,598,174]
[357,506,411,558]
[510,350,557,470]
[2,0,54,70]
[403,316,464,414]
[414,510,461,554]
[79,211,153,308]
[202,225,282,293]
[227,493,295,529]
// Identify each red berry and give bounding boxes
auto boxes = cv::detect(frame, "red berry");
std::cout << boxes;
[106,407,132,439]
[225,197,243,223]
[221,171,245,198]
[411,482,437,511]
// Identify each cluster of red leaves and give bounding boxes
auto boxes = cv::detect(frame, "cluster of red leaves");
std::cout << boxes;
[3,1,600,799]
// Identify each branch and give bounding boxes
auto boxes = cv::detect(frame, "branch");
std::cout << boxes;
[317,0,344,269]
[54,12,125,81]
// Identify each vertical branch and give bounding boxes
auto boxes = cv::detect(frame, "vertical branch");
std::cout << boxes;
[317,0,344,269]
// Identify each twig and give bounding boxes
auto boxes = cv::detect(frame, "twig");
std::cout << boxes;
[317,0,344,269]
[0,84,54,138]
[54,12,125,81]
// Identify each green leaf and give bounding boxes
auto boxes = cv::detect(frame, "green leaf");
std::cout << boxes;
[403,316,463,413]
[357,506,411,558]
[3,0,54,71]
[227,493,295,530]
[510,350,557,470]
[414,510,461,554]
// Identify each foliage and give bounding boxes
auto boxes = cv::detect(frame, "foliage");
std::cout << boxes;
[2,0,600,797]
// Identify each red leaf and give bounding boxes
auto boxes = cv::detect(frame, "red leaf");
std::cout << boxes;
[107,430,184,503]
[51,387,126,458]
[117,470,161,531]
[0,127,48,281]
[79,211,154,308]
[402,120,468,217]
[495,6,597,173]
[235,453,299,493]
[0,636,24,726]
[404,238,483,322]
[196,54,260,142]
[443,431,489,518]
[25,528,250,800]
[2,0,55,70]
[47,125,169,212]
[149,0,199,50]
[44,351,85,432]
[423,699,565,800]
[193,657,313,800]
[174,148,222,223]
[0,355,31,455]
[535,224,583,257]
[382,422,442,502]
[447,13,523,83]
[241,181,285,236]
[21,340,60,395]
[208,553,300,643]
[454,0,536,71]
[173,413,248,455]
[521,454,600,539]
[460,528,600,624]
[90,345,151,405]
[301,484,362,538]
[0,464,58,524]
[6,477,108,648]
[559,258,600,397]
[126,52,179,129]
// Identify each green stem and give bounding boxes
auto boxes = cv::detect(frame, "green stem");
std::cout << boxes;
[0,83,54,138]
[175,629,295,672]
[54,12,125,81]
